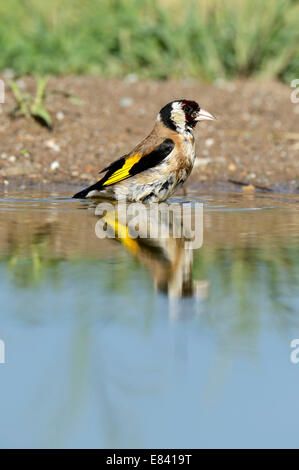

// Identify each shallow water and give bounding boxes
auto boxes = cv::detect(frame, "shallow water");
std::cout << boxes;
[0,189,298,449]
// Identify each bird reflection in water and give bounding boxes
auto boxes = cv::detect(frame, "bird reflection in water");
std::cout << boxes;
[95,201,209,318]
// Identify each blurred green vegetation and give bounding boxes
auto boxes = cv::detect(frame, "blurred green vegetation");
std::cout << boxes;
[9,76,83,128]
[0,0,298,82]
[2,233,299,315]
[10,76,53,128]
[1,237,299,351]
[192,245,299,317]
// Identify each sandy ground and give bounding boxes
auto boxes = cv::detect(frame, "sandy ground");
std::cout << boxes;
[0,76,298,194]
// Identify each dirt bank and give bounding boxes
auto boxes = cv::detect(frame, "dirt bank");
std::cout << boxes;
[0,76,298,194]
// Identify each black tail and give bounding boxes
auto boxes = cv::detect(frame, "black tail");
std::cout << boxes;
[72,181,103,199]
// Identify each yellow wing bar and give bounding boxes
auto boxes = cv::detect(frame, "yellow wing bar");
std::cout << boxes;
[103,153,142,186]
[104,211,139,255]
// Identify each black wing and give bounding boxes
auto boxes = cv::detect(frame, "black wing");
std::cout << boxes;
[73,138,174,198]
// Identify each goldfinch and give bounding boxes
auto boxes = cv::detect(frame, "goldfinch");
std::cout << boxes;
[73,100,215,202]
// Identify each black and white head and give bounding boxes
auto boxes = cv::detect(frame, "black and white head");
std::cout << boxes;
[158,99,215,133]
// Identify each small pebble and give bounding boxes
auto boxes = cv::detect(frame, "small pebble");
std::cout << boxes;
[56,111,65,121]
[50,161,60,171]
[119,97,133,107]
[205,138,214,148]
[195,157,212,166]
[46,139,60,152]
[228,163,236,171]
[124,74,138,84]
[1,153,7,159]
[4,180,9,186]
[8,155,16,163]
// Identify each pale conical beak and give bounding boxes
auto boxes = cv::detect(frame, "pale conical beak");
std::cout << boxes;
[195,108,216,122]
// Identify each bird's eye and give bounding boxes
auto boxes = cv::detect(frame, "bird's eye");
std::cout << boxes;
[191,111,197,118]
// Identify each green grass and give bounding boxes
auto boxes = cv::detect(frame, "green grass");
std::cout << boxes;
[0,0,298,82]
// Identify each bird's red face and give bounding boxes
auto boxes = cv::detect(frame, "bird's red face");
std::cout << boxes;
[181,100,215,128]
[181,100,201,128]
[159,99,215,133]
